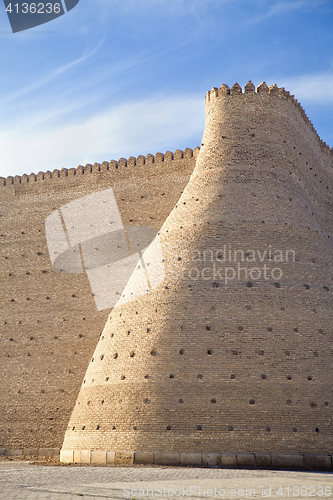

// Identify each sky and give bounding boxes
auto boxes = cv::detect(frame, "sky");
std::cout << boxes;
[1,0,333,178]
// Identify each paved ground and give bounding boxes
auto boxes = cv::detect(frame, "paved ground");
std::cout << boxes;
[0,459,332,500]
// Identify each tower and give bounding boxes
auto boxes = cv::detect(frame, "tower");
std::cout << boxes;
[61,81,333,466]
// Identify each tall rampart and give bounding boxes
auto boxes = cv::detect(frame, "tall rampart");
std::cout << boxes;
[0,149,198,451]
[61,82,333,465]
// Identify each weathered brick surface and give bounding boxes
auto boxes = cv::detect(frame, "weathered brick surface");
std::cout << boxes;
[155,451,180,465]
[271,454,303,469]
[221,454,237,466]
[60,450,73,463]
[202,453,221,466]
[134,451,154,464]
[80,450,91,464]
[37,448,60,457]
[91,450,107,464]
[106,450,116,464]
[180,452,202,466]
[255,453,272,467]
[61,82,333,460]
[237,454,255,467]
[115,451,134,465]
[304,454,332,470]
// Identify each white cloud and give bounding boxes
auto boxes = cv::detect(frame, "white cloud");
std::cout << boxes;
[0,94,204,178]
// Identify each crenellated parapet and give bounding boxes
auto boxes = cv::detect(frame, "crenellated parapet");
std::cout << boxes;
[205,81,332,156]
[0,147,201,188]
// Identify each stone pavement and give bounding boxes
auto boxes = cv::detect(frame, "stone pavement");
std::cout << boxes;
[0,461,332,500]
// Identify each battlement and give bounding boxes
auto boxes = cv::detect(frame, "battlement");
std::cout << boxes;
[205,81,333,156]
[0,147,201,188]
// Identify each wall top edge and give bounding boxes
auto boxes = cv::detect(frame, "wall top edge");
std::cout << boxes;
[206,81,332,152]
[0,147,200,188]
[207,81,287,96]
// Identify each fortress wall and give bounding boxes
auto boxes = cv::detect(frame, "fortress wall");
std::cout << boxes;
[62,83,333,458]
[0,149,198,449]
[203,83,333,241]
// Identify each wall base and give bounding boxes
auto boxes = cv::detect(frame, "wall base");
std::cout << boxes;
[0,448,60,457]
[60,450,332,470]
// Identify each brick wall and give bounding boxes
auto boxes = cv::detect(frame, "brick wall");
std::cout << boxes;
[62,82,333,458]
[0,149,197,449]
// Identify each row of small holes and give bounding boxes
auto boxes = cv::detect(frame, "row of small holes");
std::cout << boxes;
[7,293,82,302]
[98,350,321,359]
[84,373,318,384]
[72,425,321,433]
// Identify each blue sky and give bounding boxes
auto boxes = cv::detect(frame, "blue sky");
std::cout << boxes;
[1,0,333,178]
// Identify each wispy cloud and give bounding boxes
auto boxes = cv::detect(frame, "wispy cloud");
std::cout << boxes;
[278,72,333,103]
[0,39,106,106]
[0,94,203,178]
[244,0,329,24]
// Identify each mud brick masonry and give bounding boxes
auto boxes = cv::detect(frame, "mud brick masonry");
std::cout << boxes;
[1,81,333,470]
